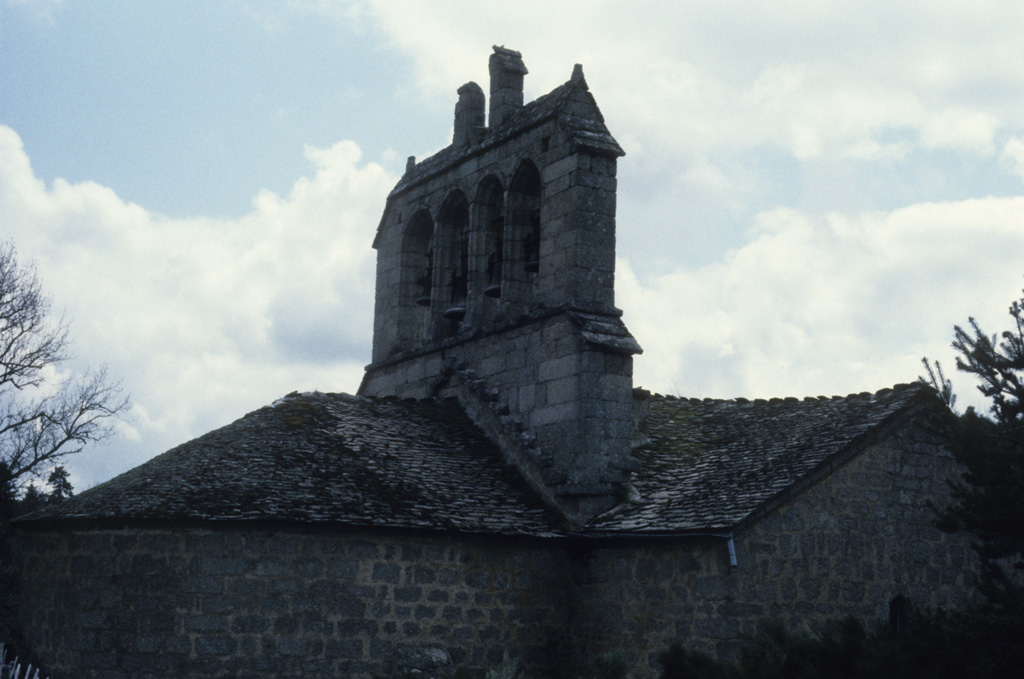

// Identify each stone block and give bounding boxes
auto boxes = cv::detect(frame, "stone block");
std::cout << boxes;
[327,556,360,579]
[186,615,227,633]
[180,576,223,594]
[530,402,578,428]
[545,154,579,181]
[413,564,437,585]
[469,572,493,592]
[195,635,236,656]
[232,615,270,634]
[394,586,423,603]
[198,556,246,576]
[546,375,579,404]
[373,562,401,584]
[438,567,460,586]
[278,637,309,656]
[841,582,865,602]
[326,638,364,660]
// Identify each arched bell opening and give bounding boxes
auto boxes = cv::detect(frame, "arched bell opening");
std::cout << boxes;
[437,191,471,329]
[398,209,435,347]
[509,160,541,274]
[506,160,542,309]
[475,176,506,303]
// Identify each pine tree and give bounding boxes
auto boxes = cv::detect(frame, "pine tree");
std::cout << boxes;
[45,465,73,503]
[927,287,1024,604]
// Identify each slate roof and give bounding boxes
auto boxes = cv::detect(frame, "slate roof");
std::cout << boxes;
[19,384,942,537]
[589,383,942,534]
[20,392,561,536]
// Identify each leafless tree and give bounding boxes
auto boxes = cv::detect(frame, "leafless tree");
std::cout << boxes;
[0,243,129,496]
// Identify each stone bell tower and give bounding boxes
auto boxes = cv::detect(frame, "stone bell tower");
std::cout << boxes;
[359,47,641,525]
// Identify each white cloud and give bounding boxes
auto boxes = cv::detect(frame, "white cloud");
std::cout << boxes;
[920,109,999,154]
[840,140,911,162]
[342,0,1024,279]
[351,1,1024,164]
[1002,137,1024,183]
[0,125,396,489]
[621,197,1024,408]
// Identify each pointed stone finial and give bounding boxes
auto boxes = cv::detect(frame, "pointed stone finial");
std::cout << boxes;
[453,82,485,148]
[571,64,587,89]
[489,46,528,128]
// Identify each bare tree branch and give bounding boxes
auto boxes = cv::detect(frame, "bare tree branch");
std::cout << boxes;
[0,243,129,494]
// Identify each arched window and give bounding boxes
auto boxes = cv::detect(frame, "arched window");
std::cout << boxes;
[388,208,436,349]
[508,160,541,275]
[438,191,470,323]
[475,176,505,299]
[403,210,434,308]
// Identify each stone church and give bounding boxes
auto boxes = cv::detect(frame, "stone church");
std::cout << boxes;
[15,47,974,679]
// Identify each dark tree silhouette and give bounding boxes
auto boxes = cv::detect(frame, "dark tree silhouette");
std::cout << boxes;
[926,289,1024,603]
[0,243,128,505]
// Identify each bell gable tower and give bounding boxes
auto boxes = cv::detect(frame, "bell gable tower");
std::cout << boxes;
[359,47,641,525]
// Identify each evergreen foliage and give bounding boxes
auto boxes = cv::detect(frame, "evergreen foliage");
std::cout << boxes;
[588,652,632,679]
[659,285,1024,678]
[485,653,523,679]
[660,611,1024,679]
[928,287,1024,603]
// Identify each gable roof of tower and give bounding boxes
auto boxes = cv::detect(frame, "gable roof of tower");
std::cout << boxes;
[374,65,623,247]
[18,383,943,537]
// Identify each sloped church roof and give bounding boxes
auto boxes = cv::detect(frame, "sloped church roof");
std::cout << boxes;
[20,383,943,536]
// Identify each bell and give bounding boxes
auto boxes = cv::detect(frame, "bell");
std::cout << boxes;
[484,260,502,298]
[415,273,432,306]
[523,228,540,273]
[523,252,539,273]
[446,268,468,321]
[443,300,467,321]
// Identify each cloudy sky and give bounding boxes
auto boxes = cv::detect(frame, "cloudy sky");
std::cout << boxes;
[2,0,1024,491]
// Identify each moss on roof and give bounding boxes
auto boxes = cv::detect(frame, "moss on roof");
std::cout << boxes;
[589,383,947,533]
[19,392,562,536]
[18,384,946,537]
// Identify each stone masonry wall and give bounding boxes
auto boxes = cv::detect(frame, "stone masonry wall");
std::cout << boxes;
[362,313,633,476]
[17,423,976,679]
[361,311,636,520]
[571,420,978,676]
[18,526,572,679]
